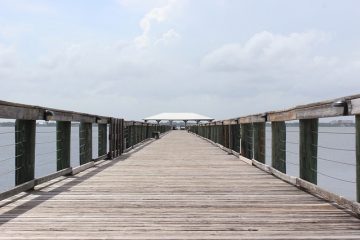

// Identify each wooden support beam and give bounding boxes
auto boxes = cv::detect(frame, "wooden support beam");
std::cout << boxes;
[15,120,36,185]
[98,123,107,157]
[79,122,92,165]
[56,121,71,171]
[356,115,360,202]
[272,121,286,173]
[299,119,318,184]
[253,122,265,163]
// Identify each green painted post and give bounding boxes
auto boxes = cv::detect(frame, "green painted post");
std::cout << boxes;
[98,123,107,157]
[218,125,221,143]
[300,119,318,184]
[56,121,71,171]
[15,120,36,185]
[241,124,253,159]
[79,122,92,165]
[253,122,266,163]
[235,124,241,152]
[272,121,286,173]
[356,115,360,202]
[128,124,132,147]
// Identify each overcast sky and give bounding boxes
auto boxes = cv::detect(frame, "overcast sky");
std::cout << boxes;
[0,0,359,120]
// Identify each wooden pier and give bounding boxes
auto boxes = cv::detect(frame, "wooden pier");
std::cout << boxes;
[0,131,359,239]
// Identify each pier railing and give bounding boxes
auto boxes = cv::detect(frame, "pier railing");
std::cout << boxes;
[0,100,170,199]
[189,94,360,208]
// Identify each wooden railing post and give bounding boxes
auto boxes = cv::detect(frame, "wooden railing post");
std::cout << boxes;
[219,124,223,144]
[356,115,360,202]
[231,124,240,152]
[120,119,124,154]
[253,122,265,163]
[272,121,286,173]
[98,123,107,157]
[223,123,228,148]
[300,119,318,184]
[109,118,114,158]
[241,124,253,159]
[228,124,232,150]
[57,121,71,171]
[79,122,92,165]
[15,120,36,185]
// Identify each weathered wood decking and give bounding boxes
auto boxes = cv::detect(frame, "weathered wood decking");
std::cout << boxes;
[0,131,359,239]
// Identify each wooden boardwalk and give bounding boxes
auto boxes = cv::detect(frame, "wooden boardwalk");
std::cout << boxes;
[0,131,359,239]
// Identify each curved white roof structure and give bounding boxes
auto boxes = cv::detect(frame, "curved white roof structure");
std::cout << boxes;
[143,113,214,122]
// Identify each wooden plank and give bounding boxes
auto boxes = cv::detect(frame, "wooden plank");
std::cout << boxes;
[15,120,36,185]
[56,121,71,171]
[268,109,297,122]
[272,121,286,173]
[71,161,94,175]
[296,103,344,119]
[350,98,360,115]
[239,114,265,124]
[0,100,110,122]
[35,168,72,185]
[0,180,35,201]
[296,178,360,216]
[300,119,318,184]
[222,119,238,125]
[0,102,43,120]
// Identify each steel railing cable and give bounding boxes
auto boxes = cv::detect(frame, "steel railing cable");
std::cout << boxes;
[36,160,56,168]
[0,154,23,163]
[280,139,299,145]
[36,140,61,145]
[280,129,299,133]
[280,148,298,155]
[313,155,355,166]
[0,142,23,148]
[311,168,356,184]
[0,166,22,177]
[313,130,355,135]
[0,130,21,135]
[36,131,59,134]
[35,150,59,158]
[313,144,355,152]
[279,158,299,166]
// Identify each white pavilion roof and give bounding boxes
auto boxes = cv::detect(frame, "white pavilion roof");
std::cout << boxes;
[143,113,214,121]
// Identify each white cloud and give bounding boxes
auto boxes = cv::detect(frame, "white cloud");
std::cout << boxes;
[201,31,331,72]
[134,0,182,48]
[155,28,180,45]
[200,31,360,104]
